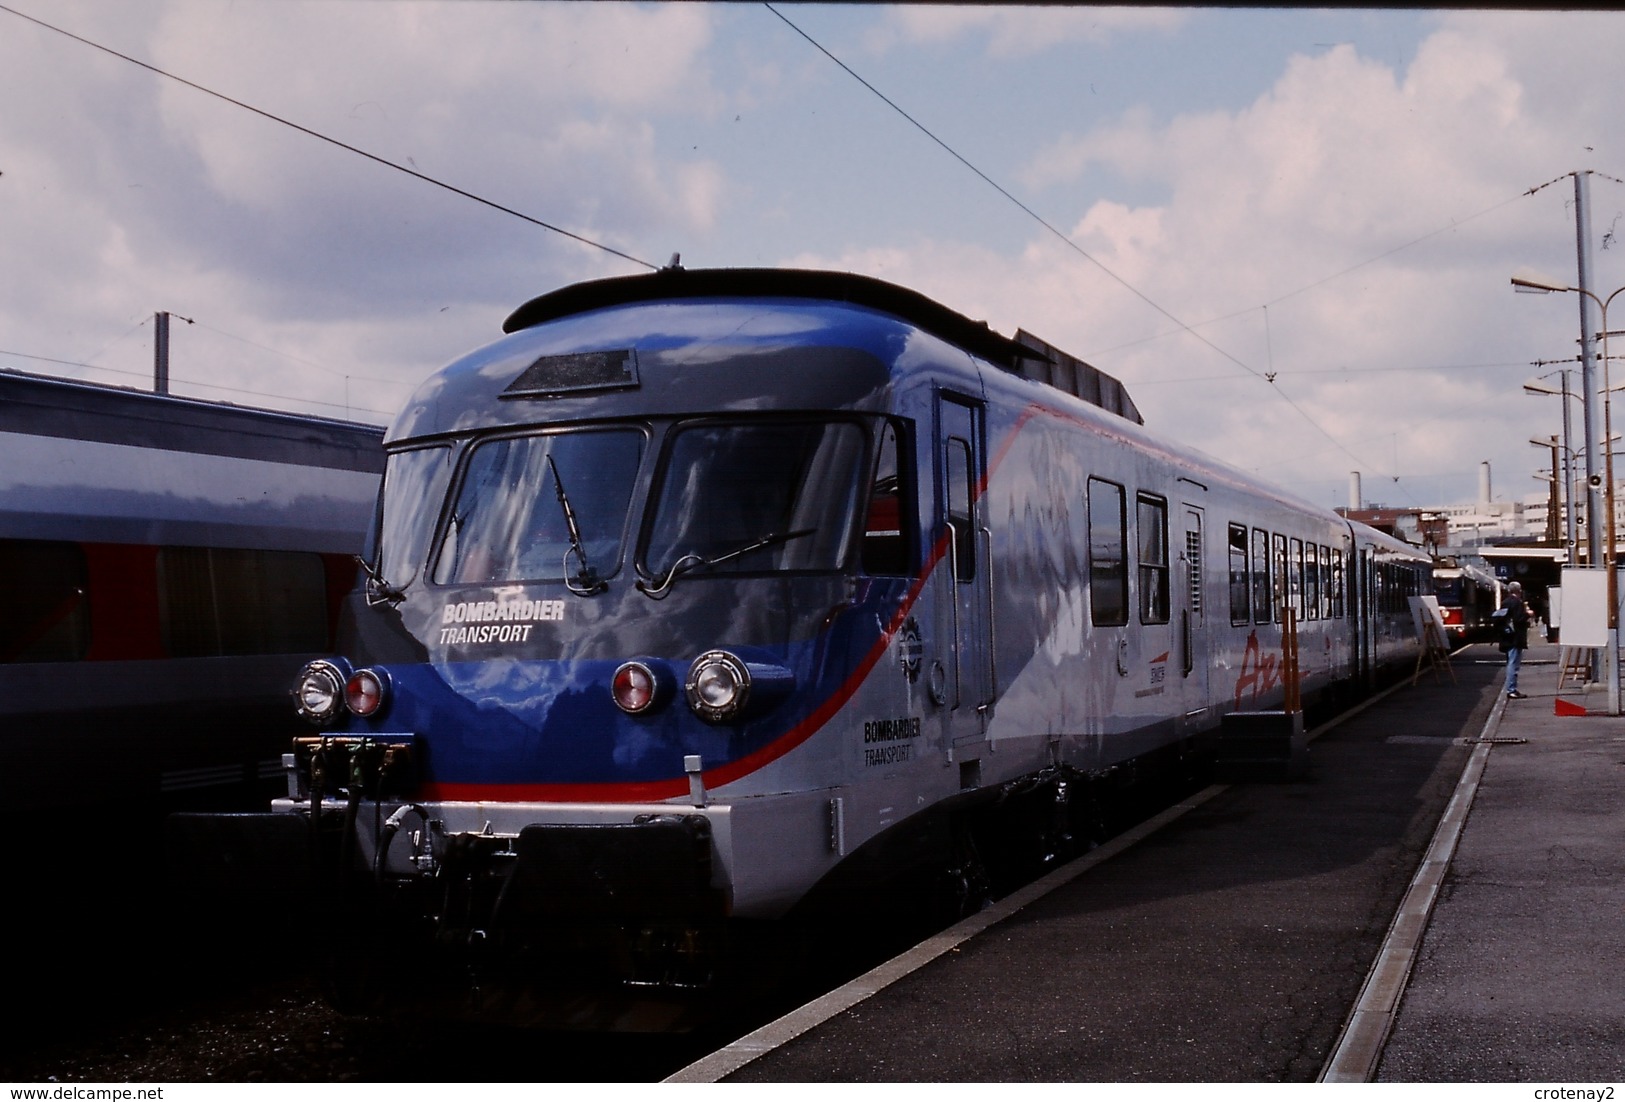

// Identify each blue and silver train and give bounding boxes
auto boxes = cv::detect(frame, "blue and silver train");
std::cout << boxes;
[251,268,1428,1029]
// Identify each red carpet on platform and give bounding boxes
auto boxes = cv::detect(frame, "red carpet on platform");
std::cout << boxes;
[1554,697,1589,717]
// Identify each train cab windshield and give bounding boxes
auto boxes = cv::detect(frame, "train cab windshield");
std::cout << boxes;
[433,429,645,586]
[375,416,908,596]
[641,419,867,581]
[376,445,454,593]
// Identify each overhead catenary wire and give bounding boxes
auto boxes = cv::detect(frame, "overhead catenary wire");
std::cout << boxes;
[7,1,1605,506]
[0,2,660,273]
[3,313,417,399]
[1089,188,1545,361]
[766,4,1617,511]
[763,4,1267,379]
[764,2,1389,481]
[1135,359,1537,386]
[187,319,411,388]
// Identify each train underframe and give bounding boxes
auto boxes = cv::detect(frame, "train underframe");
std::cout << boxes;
[173,730,1220,1032]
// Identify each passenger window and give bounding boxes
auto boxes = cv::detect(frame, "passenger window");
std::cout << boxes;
[159,547,328,657]
[1272,533,1288,621]
[1305,543,1320,621]
[1228,524,1249,626]
[862,421,910,576]
[1088,478,1128,626]
[0,539,90,663]
[1333,548,1346,619]
[1319,545,1332,619]
[1252,528,1271,624]
[1289,538,1305,621]
[1137,494,1169,624]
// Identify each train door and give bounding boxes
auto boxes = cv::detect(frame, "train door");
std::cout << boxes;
[937,393,993,759]
[1180,504,1211,725]
[1354,546,1375,689]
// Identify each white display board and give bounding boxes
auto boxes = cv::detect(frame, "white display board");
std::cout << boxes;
[1409,595,1446,642]
[1558,567,1609,647]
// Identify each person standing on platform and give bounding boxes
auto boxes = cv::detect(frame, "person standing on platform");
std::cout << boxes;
[1502,581,1531,699]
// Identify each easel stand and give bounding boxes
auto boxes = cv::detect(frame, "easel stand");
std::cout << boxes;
[1558,647,1594,690]
[1412,619,1454,686]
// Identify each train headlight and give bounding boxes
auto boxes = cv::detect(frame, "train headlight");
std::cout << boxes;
[345,667,390,718]
[685,650,751,723]
[294,660,347,726]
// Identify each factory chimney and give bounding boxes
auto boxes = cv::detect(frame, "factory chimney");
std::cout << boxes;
[1479,461,1492,506]
[1349,471,1362,511]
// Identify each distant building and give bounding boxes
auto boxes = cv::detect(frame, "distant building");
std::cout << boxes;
[1343,461,1625,562]
[1335,506,1450,552]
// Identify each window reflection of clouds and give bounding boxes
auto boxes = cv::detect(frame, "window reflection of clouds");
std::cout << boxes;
[379,446,452,587]
[644,421,865,577]
[433,431,643,585]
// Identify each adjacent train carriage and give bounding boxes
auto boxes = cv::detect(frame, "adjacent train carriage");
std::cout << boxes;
[229,269,1427,1029]
[0,371,384,815]
[1431,557,1501,645]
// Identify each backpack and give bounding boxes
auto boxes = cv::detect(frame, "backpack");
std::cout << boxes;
[1492,605,1516,651]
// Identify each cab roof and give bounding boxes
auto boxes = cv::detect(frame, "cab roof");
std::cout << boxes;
[502,267,1140,424]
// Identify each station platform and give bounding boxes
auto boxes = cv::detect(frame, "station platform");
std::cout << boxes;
[1373,641,1625,1081]
[671,641,1625,1083]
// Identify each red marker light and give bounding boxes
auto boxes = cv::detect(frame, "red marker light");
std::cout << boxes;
[345,668,387,717]
[612,661,658,714]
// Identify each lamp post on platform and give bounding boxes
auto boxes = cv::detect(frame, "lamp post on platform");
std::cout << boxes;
[1511,270,1625,714]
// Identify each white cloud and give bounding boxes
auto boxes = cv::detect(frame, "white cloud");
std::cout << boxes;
[873,6,1185,59]
[960,17,1625,505]
[4,1,1624,515]
[0,0,736,419]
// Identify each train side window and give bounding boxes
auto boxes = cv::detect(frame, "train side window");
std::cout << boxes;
[1228,524,1249,626]
[1333,548,1346,619]
[1289,538,1305,620]
[1251,528,1271,623]
[1305,543,1320,621]
[945,437,976,582]
[1271,533,1288,621]
[0,539,90,663]
[1088,478,1128,626]
[863,421,911,576]
[1137,493,1170,624]
[159,547,328,657]
[1319,545,1332,620]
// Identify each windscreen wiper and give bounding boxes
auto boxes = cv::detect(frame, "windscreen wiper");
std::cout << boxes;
[355,555,408,606]
[637,527,816,600]
[547,455,608,596]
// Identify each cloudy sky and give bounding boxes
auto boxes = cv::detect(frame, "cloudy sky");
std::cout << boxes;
[5,3,1625,513]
